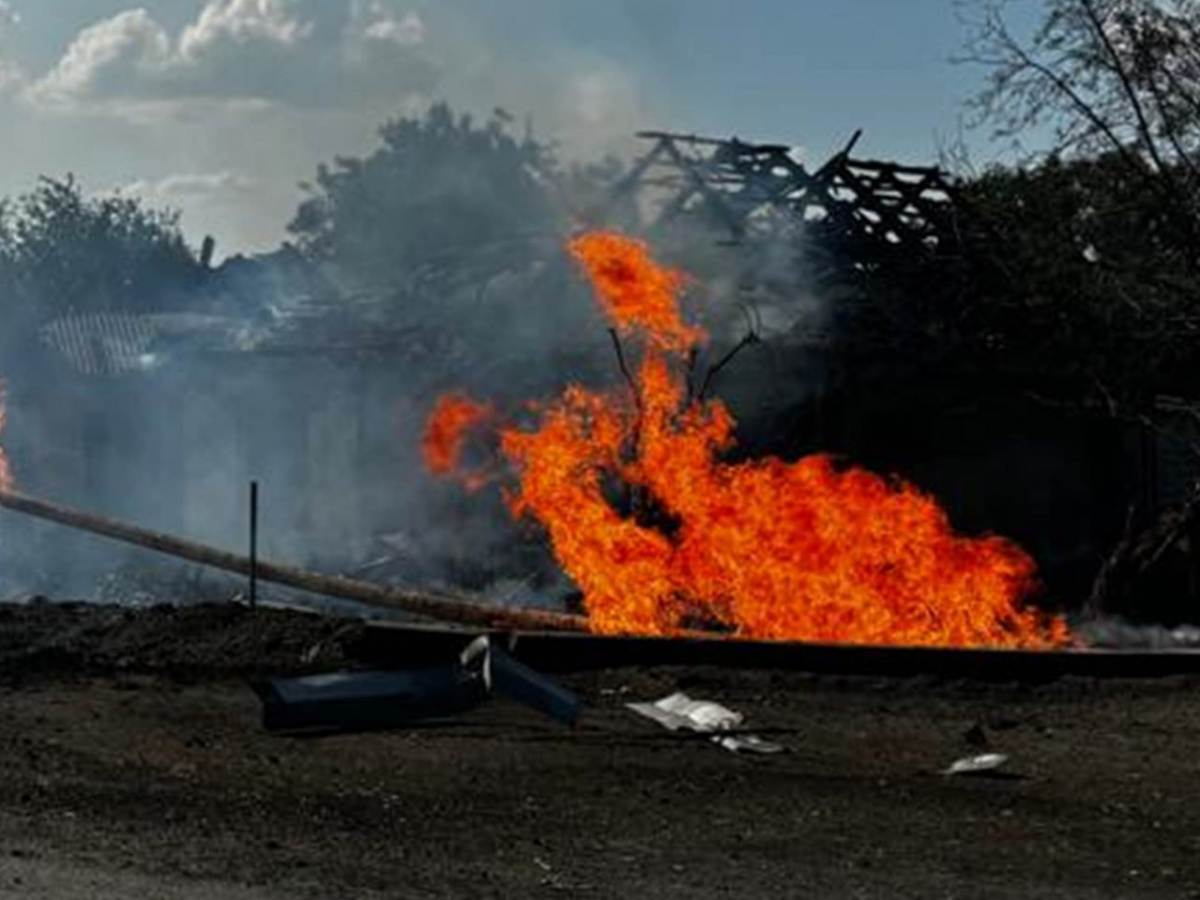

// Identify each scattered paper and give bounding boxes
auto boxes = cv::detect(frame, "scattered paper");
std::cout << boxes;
[627,692,784,754]
[627,692,743,732]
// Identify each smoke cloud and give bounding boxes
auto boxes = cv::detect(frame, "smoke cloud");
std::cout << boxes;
[0,2,833,616]
[0,1,666,252]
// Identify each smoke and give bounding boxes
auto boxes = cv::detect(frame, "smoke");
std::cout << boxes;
[0,227,607,604]
[1072,615,1200,649]
[0,4,835,612]
[0,208,828,609]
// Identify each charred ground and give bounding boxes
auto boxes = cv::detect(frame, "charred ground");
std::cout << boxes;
[0,600,1196,899]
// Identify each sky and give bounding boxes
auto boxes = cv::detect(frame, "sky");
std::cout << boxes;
[0,0,1044,257]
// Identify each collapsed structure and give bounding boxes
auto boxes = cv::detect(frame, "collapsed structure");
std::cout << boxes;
[609,129,960,258]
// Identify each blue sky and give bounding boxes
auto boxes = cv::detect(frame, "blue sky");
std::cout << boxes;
[0,1,1045,254]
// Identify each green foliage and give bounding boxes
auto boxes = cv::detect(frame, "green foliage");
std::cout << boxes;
[828,151,1200,404]
[287,103,569,292]
[0,175,202,318]
[928,0,1200,404]
[959,0,1200,258]
[963,157,1163,379]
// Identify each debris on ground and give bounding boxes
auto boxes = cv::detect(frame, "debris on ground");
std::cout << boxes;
[0,600,1199,897]
[254,667,490,733]
[487,639,581,725]
[627,691,785,754]
[943,752,1010,776]
[255,635,579,734]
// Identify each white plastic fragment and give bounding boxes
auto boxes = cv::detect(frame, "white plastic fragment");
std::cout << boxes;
[459,634,492,691]
[627,692,744,732]
[943,752,1009,776]
[713,733,785,754]
[626,692,784,754]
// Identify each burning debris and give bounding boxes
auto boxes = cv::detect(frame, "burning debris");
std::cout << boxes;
[422,394,496,492]
[425,231,1070,648]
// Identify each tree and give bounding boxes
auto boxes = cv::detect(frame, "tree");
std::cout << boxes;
[287,103,570,295]
[0,175,204,370]
[959,0,1200,270]
[963,155,1195,386]
[286,103,631,402]
[943,0,1200,410]
[0,175,203,315]
[7,175,202,310]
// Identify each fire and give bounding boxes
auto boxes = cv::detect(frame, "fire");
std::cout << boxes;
[424,231,1070,648]
[0,379,12,493]
[421,394,493,492]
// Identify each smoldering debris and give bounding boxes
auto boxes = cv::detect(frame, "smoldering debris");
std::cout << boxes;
[1072,616,1200,650]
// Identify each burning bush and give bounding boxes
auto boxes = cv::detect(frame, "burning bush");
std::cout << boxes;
[428,231,1070,648]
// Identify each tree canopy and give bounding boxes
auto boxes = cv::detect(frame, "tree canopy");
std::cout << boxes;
[836,0,1200,409]
[287,103,570,295]
[960,0,1200,268]
[0,175,203,318]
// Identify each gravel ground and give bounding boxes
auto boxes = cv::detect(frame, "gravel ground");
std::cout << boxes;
[0,601,1197,899]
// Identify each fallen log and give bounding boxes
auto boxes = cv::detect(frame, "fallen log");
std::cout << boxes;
[0,489,590,633]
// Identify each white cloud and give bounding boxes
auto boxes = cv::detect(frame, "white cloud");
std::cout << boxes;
[179,0,314,62]
[0,58,23,95]
[3,1,659,252]
[0,4,30,96]
[20,0,648,160]
[366,12,423,46]
[21,1,444,115]
[349,2,425,47]
[26,2,320,107]
[118,168,292,255]
[0,1,19,34]
[124,170,258,202]
[28,9,171,104]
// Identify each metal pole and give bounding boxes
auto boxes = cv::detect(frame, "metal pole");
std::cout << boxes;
[249,480,258,610]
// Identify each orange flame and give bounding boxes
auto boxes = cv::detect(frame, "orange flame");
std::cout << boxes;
[421,393,494,492]
[0,378,12,493]
[427,230,1070,648]
[574,230,706,352]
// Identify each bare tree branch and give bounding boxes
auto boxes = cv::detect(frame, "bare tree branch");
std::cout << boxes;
[607,327,641,412]
[1079,0,1168,172]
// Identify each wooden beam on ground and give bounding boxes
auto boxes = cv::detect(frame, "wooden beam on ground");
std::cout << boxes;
[0,489,590,634]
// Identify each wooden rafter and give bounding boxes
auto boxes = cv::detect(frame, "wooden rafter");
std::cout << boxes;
[613,130,963,272]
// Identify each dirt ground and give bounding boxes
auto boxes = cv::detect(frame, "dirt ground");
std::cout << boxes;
[0,600,1198,899]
